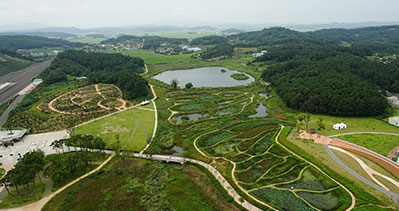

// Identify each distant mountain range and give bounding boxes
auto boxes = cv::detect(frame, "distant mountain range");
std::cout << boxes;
[1,22,399,39]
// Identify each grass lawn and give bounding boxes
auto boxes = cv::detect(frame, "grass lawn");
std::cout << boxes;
[299,114,399,136]
[336,134,399,157]
[74,105,155,151]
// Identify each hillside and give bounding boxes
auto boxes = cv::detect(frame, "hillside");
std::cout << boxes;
[0,48,34,77]
[0,35,82,50]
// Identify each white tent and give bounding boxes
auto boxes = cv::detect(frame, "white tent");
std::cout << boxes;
[333,122,347,130]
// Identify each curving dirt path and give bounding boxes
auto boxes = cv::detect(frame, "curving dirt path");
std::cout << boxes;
[5,154,114,211]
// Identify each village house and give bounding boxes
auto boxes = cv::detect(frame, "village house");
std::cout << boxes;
[389,116,399,127]
[388,96,399,108]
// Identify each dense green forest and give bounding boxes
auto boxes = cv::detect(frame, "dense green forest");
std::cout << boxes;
[310,25,399,45]
[237,25,399,116]
[0,48,34,76]
[200,44,234,60]
[191,35,228,45]
[101,35,188,49]
[0,35,81,50]
[41,50,149,99]
[261,57,389,116]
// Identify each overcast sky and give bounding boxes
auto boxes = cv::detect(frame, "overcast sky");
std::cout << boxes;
[1,0,399,28]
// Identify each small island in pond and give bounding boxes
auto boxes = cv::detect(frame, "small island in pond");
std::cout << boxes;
[221,69,227,73]
[230,73,249,80]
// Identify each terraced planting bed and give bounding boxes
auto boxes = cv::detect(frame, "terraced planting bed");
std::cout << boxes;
[48,84,127,114]
[147,83,352,210]
[195,120,350,210]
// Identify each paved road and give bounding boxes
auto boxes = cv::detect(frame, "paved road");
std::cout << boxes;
[0,95,25,126]
[0,130,69,166]
[0,59,53,105]
[323,144,399,204]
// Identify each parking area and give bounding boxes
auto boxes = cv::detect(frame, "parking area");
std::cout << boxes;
[0,130,69,166]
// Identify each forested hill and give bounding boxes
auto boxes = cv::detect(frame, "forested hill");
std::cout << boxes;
[310,25,399,44]
[101,35,188,49]
[238,25,399,117]
[0,48,34,77]
[228,25,399,49]
[41,50,149,99]
[0,35,81,50]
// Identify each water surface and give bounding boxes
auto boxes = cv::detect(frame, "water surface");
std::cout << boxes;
[153,67,255,88]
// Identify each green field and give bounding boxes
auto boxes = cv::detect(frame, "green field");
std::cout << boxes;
[299,114,399,136]
[70,37,107,44]
[74,104,155,151]
[0,53,33,77]
[336,133,399,156]
[120,49,197,65]
[42,157,239,211]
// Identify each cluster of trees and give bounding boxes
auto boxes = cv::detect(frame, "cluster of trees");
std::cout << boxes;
[191,35,228,45]
[47,135,106,185]
[51,134,107,152]
[200,44,234,59]
[41,50,150,100]
[262,57,389,116]
[0,151,45,199]
[0,35,81,50]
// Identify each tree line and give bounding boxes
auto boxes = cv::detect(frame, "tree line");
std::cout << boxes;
[200,44,234,60]
[0,151,45,199]
[0,35,81,50]
[41,50,150,100]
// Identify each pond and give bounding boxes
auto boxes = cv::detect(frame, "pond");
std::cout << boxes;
[173,113,210,123]
[248,102,267,118]
[218,100,233,105]
[259,93,268,98]
[171,145,184,157]
[153,67,255,88]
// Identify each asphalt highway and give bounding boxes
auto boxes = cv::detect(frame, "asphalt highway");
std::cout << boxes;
[0,58,53,105]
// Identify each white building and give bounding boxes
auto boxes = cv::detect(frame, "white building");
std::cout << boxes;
[140,100,150,106]
[182,45,201,52]
[252,50,268,58]
[333,122,347,130]
[389,116,399,127]
[388,96,399,108]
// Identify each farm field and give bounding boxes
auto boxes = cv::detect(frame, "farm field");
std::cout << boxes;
[42,157,240,211]
[336,133,399,157]
[74,104,155,151]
